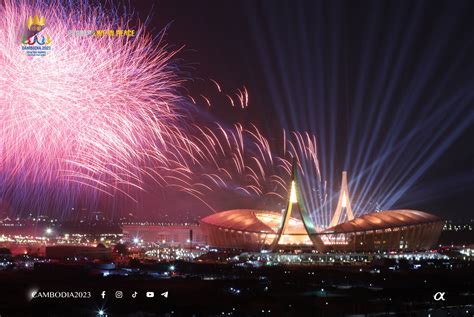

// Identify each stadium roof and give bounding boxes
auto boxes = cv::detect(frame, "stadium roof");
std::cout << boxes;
[326,209,442,233]
[201,209,443,236]
[201,209,275,233]
[200,209,307,234]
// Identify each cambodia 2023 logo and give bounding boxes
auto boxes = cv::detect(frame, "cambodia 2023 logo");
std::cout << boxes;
[21,15,52,57]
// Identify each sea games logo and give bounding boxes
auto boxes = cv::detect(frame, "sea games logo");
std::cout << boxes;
[21,15,52,57]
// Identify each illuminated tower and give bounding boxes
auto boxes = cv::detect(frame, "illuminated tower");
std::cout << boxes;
[271,160,324,250]
[329,171,354,227]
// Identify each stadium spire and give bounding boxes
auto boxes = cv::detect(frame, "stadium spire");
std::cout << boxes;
[271,159,319,250]
[329,171,354,227]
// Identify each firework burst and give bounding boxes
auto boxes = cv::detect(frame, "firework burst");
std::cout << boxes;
[0,0,184,213]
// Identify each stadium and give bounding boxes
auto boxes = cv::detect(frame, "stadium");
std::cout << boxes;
[200,168,444,252]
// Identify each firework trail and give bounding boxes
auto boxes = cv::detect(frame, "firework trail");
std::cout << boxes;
[167,119,329,227]
[0,0,187,213]
[176,79,331,228]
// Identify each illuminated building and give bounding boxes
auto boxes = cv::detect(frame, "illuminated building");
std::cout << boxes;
[200,164,444,252]
[122,223,206,246]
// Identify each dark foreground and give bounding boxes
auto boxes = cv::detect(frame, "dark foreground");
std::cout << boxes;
[0,261,472,317]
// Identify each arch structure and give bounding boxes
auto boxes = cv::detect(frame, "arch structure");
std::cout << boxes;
[329,171,355,227]
[270,161,325,251]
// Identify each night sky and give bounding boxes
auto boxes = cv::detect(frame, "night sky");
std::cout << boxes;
[123,0,473,221]
[3,0,472,221]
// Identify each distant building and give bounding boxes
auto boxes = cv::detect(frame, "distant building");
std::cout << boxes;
[122,224,206,247]
[45,244,112,260]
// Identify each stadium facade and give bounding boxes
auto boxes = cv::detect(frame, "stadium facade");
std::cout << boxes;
[200,163,444,252]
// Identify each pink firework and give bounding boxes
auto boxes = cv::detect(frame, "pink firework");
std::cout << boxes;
[0,0,184,209]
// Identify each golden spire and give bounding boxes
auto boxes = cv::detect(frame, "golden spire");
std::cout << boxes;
[289,180,298,203]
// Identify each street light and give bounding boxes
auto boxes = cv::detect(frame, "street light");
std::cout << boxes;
[97,309,106,316]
